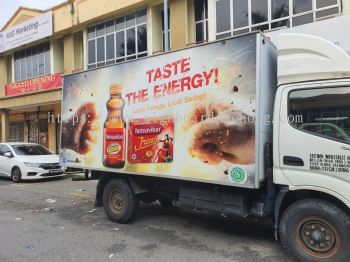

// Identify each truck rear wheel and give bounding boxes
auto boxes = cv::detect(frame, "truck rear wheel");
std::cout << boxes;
[279,199,350,262]
[103,179,139,223]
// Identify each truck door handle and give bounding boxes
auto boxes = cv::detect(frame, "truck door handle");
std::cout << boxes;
[283,156,304,166]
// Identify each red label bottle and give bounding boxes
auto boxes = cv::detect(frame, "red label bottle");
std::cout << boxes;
[103,83,126,168]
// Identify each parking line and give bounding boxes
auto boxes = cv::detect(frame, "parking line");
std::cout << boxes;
[11,184,28,188]
[68,192,94,198]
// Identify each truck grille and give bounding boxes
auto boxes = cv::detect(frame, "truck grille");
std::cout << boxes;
[40,163,61,170]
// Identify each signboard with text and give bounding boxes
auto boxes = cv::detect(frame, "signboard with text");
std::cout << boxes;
[60,34,258,188]
[0,12,52,53]
[5,73,62,96]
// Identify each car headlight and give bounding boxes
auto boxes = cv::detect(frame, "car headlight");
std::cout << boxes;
[24,162,42,168]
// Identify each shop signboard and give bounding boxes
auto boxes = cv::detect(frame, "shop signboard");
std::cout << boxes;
[0,12,52,53]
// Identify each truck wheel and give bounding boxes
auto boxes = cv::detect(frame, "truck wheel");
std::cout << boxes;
[279,199,350,262]
[103,179,139,223]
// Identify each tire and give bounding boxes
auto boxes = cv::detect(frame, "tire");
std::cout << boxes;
[158,195,173,208]
[279,199,350,262]
[11,167,22,183]
[103,179,139,223]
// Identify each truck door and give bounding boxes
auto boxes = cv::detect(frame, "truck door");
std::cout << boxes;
[278,84,350,194]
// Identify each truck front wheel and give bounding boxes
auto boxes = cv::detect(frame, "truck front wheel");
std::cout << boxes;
[103,179,139,223]
[279,199,350,262]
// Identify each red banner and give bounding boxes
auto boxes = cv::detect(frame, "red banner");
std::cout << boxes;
[5,73,62,96]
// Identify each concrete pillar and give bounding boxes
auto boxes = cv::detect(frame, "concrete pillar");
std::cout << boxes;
[63,34,74,74]
[207,0,216,42]
[0,56,7,98]
[170,0,188,49]
[150,5,163,53]
[147,5,154,55]
[1,109,10,142]
[187,0,195,45]
[73,32,83,72]
[343,0,350,15]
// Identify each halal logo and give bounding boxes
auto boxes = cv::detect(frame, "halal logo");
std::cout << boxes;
[230,167,246,184]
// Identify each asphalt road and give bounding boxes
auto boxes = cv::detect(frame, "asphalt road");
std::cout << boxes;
[0,175,295,262]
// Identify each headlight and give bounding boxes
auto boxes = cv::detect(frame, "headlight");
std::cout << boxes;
[24,162,42,168]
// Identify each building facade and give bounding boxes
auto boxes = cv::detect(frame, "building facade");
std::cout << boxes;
[0,0,348,153]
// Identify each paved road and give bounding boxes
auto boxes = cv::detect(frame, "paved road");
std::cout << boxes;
[0,176,294,262]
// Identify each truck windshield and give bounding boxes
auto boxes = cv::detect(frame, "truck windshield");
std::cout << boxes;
[289,86,350,144]
[11,145,53,155]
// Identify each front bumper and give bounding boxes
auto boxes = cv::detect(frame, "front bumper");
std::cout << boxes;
[22,166,64,180]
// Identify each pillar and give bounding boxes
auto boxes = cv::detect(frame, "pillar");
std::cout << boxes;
[207,0,216,42]
[170,0,188,49]
[343,0,350,15]
[63,34,74,74]
[0,56,7,97]
[1,109,10,142]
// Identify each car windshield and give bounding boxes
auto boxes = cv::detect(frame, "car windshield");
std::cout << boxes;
[11,145,53,155]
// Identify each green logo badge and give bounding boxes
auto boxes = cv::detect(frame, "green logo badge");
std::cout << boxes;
[229,167,247,184]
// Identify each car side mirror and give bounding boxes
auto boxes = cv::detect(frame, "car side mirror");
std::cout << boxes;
[4,152,13,158]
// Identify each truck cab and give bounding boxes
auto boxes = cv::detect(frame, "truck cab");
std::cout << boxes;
[273,33,350,261]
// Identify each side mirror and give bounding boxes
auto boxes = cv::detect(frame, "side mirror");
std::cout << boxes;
[4,152,13,158]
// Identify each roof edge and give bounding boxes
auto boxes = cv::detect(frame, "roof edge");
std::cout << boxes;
[1,1,69,32]
[1,6,44,31]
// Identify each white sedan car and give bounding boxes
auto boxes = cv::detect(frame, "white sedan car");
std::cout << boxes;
[0,143,63,182]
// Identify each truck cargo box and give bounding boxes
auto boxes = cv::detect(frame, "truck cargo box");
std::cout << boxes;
[60,32,277,189]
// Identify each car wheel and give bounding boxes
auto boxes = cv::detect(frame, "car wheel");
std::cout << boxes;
[11,167,22,183]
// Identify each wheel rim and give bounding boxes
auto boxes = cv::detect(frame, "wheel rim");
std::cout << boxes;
[12,169,21,181]
[296,217,341,259]
[109,188,125,214]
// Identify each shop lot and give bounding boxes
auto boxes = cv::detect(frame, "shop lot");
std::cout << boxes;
[0,176,293,262]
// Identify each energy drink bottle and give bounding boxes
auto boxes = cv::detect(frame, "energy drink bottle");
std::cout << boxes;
[103,83,126,168]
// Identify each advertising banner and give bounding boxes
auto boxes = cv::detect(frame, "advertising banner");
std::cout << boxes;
[0,12,52,53]
[60,34,258,188]
[5,73,62,96]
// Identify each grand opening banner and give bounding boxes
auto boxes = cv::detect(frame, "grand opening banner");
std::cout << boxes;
[5,73,62,96]
[60,34,258,188]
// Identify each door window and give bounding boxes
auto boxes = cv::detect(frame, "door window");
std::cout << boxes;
[288,87,350,144]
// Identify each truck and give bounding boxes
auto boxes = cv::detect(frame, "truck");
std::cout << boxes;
[60,31,350,262]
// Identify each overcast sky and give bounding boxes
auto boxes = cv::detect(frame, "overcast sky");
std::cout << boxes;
[0,0,65,29]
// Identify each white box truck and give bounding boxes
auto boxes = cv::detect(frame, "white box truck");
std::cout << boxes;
[60,32,350,262]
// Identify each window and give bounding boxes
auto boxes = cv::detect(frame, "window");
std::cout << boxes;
[215,0,341,39]
[289,87,350,144]
[161,9,170,50]
[87,9,147,69]
[9,122,24,142]
[14,43,50,82]
[11,144,52,155]
[195,0,208,42]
